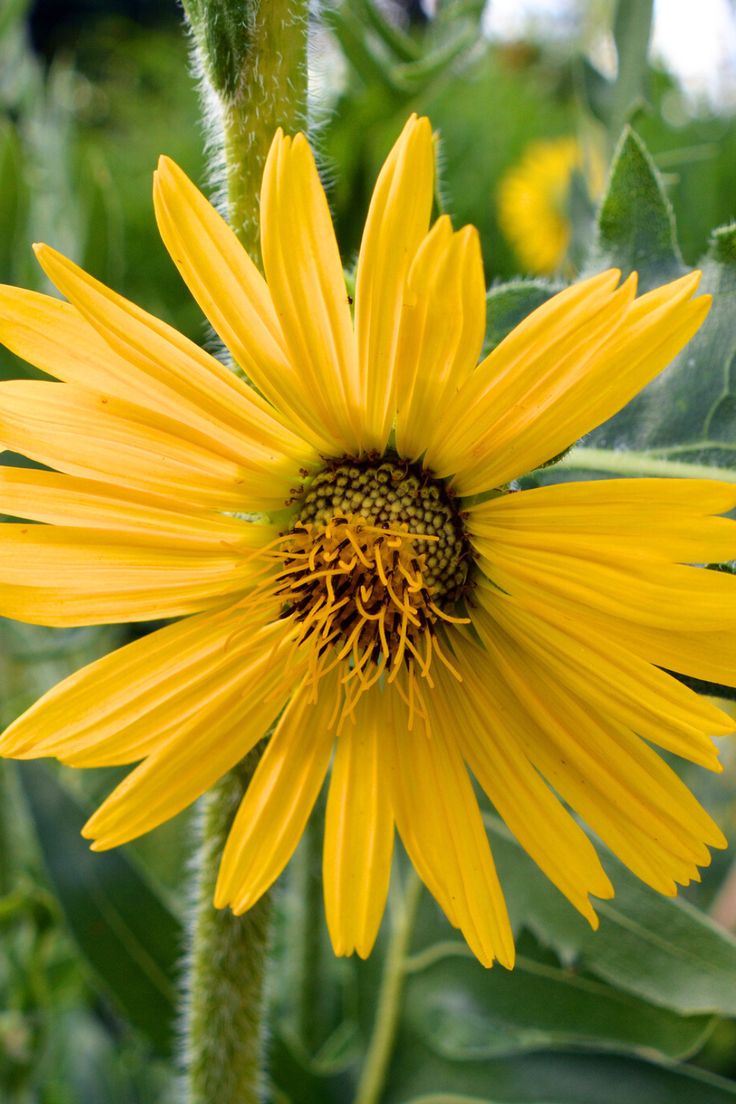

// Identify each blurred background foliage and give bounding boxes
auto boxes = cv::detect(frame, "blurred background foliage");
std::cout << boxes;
[2,0,736,1100]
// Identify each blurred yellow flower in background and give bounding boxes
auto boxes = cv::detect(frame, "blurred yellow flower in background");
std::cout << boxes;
[498,135,605,275]
[0,115,733,969]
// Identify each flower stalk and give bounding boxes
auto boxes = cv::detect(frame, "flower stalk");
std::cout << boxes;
[182,0,308,263]
[179,0,308,1099]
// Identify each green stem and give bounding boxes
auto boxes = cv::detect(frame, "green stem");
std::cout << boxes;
[184,754,272,1104]
[294,805,324,1054]
[222,5,307,262]
[183,0,308,262]
[551,446,736,482]
[354,871,423,1104]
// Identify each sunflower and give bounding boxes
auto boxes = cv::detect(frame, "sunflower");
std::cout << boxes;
[498,135,604,275]
[0,115,733,970]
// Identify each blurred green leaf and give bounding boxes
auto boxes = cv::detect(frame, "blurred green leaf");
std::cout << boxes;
[350,0,421,64]
[588,126,683,290]
[402,946,712,1061]
[385,1045,736,1103]
[488,819,736,1019]
[15,762,183,1055]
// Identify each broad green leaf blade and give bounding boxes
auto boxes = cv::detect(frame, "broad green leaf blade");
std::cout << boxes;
[587,222,736,469]
[587,126,683,291]
[487,819,736,1018]
[485,281,561,352]
[402,945,712,1061]
[15,761,183,1055]
[385,1037,736,1104]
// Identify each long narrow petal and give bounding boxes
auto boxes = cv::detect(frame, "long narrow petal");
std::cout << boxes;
[20,255,313,469]
[215,673,339,913]
[261,131,360,452]
[82,620,296,848]
[0,380,288,511]
[422,268,624,474]
[0,522,270,625]
[485,589,732,765]
[153,157,331,455]
[472,603,725,893]
[0,605,285,765]
[469,478,736,565]
[427,271,710,493]
[479,541,736,631]
[385,685,515,968]
[354,114,434,451]
[395,217,486,459]
[323,691,394,958]
[0,467,262,543]
[430,651,613,925]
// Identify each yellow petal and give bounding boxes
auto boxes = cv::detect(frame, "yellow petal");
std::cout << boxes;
[153,156,329,456]
[83,620,296,848]
[426,270,710,493]
[395,217,486,460]
[16,256,312,469]
[484,588,731,766]
[471,603,725,894]
[470,477,736,565]
[215,673,338,913]
[0,466,262,543]
[431,650,613,926]
[323,689,394,958]
[577,617,736,689]
[0,605,284,766]
[354,114,434,451]
[0,522,270,625]
[422,268,623,475]
[385,683,515,968]
[0,380,287,512]
[261,131,361,452]
[480,540,736,631]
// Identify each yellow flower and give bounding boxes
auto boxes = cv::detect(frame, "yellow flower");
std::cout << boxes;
[498,135,604,275]
[0,115,733,969]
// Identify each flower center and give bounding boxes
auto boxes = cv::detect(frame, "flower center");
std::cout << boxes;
[267,459,472,726]
[297,459,469,601]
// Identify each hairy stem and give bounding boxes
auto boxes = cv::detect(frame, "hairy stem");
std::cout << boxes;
[183,755,272,1104]
[183,0,308,263]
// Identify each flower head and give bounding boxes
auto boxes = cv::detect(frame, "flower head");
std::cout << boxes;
[498,135,604,274]
[0,115,733,968]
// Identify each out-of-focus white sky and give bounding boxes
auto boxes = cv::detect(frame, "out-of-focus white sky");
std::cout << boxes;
[485,0,736,110]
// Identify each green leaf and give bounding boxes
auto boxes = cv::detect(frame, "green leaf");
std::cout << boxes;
[15,761,183,1055]
[588,127,683,291]
[587,221,736,470]
[402,944,712,1061]
[487,818,736,1019]
[485,281,561,352]
[385,1045,736,1104]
